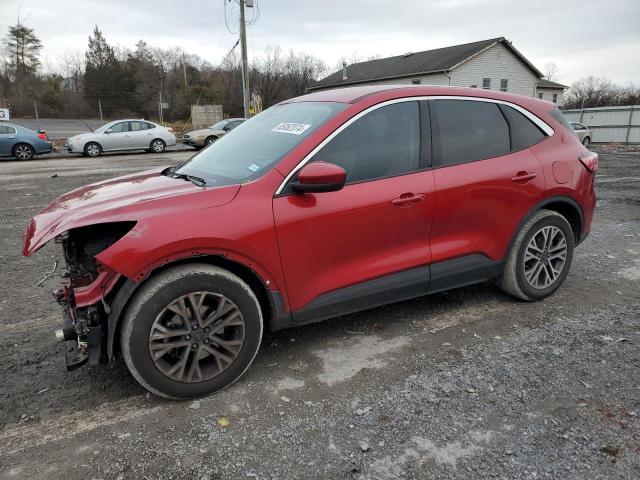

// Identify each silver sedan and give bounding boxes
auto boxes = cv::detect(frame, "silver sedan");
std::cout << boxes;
[66,119,177,157]
[570,122,593,148]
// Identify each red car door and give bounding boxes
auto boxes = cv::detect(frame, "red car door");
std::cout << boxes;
[428,98,548,282]
[273,101,435,319]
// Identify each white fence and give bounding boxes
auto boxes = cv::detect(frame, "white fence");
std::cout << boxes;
[561,105,640,144]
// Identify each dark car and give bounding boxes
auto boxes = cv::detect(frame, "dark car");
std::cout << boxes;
[0,122,53,160]
[23,85,596,399]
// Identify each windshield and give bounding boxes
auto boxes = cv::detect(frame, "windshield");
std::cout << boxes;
[210,120,229,130]
[177,102,346,187]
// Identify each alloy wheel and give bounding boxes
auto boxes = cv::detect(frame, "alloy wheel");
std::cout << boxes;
[149,292,245,383]
[523,225,568,289]
[15,145,33,160]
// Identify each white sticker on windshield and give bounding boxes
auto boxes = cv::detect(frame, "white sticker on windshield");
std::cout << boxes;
[247,163,261,172]
[272,122,311,135]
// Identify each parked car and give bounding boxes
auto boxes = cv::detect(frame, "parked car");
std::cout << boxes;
[65,119,176,157]
[182,118,245,149]
[23,85,597,399]
[0,122,53,160]
[570,122,592,147]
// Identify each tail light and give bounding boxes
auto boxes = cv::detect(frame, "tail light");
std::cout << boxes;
[579,152,598,173]
[38,130,49,141]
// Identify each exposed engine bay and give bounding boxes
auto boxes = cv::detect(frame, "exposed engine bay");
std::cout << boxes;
[53,222,134,370]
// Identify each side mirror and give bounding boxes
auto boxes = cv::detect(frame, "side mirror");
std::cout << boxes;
[291,161,346,194]
[104,129,112,134]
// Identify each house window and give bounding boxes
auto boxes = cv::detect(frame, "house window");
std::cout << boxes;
[482,78,491,89]
[412,79,421,85]
[500,79,508,92]
[552,93,558,103]
[538,92,544,99]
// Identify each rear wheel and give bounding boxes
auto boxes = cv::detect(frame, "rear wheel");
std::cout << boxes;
[13,143,34,160]
[500,209,574,301]
[150,138,166,153]
[120,264,263,399]
[582,136,591,148]
[84,142,101,157]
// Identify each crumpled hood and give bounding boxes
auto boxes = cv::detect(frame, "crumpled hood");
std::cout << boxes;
[22,167,240,256]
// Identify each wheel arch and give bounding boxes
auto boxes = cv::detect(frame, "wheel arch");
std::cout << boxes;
[106,254,279,359]
[508,196,584,255]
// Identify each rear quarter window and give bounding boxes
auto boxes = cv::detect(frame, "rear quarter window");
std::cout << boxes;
[550,107,574,133]
[499,105,546,150]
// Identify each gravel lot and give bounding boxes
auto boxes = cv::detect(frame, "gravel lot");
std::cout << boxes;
[0,148,638,479]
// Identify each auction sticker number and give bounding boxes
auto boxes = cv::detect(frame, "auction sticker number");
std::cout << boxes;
[272,122,311,135]
[0,108,8,120]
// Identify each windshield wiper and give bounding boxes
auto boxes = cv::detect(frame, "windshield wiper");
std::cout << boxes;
[161,166,206,187]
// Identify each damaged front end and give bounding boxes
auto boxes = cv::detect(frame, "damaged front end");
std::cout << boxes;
[52,222,135,370]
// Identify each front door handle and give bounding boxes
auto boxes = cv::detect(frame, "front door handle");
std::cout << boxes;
[391,193,425,206]
[511,171,537,183]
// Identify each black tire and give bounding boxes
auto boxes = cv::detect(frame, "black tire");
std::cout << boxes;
[500,209,574,301]
[13,143,34,160]
[582,137,590,148]
[205,136,217,147]
[120,264,263,399]
[149,138,166,153]
[84,142,102,157]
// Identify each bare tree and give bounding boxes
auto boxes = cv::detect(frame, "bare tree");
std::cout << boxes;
[564,76,617,108]
[544,62,560,81]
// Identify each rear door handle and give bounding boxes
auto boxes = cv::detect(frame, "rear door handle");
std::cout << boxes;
[391,193,425,206]
[511,171,537,183]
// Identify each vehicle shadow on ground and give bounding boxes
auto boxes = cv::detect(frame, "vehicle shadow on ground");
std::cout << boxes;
[50,282,515,409]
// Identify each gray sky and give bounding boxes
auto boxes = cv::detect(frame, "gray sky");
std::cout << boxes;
[1,0,639,86]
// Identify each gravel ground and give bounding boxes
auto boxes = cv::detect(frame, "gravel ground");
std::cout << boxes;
[0,148,638,479]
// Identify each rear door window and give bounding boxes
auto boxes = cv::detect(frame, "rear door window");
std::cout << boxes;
[130,121,149,131]
[432,99,510,166]
[0,125,16,134]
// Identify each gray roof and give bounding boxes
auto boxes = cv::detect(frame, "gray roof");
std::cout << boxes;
[536,78,569,89]
[310,37,543,90]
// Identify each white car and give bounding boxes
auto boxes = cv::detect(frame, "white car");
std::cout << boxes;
[66,119,176,157]
[570,122,592,148]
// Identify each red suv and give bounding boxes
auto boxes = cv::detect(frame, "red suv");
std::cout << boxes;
[23,85,597,399]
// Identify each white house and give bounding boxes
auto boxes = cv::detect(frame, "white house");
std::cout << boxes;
[309,37,567,105]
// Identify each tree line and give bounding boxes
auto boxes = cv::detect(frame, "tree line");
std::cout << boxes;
[1,21,638,123]
[0,22,328,122]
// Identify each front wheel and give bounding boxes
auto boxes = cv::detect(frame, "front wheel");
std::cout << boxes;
[150,138,166,153]
[582,137,590,148]
[84,142,101,157]
[205,136,217,147]
[120,264,263,399]
[500,209,574,301]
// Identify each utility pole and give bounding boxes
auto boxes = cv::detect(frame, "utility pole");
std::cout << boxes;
[98,99,103,121]
[182,53,188,88]
[239,0,251,118]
